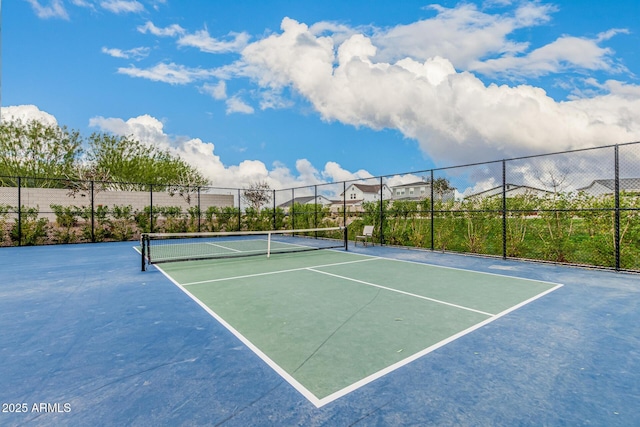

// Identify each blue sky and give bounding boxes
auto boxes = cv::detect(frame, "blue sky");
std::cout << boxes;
[3,0,640,190]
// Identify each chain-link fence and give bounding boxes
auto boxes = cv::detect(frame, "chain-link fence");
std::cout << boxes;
[2,142,639,271]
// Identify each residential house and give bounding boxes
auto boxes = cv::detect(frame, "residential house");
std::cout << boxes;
[391,180,455,202]
[577,178,640,197]
[339,183,392,211]
[466,184,553,200]
[277,195,335,210]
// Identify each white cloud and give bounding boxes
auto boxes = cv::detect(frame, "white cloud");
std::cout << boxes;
[177,29,250,54]
[470,35,628,78]
[200,81,227,100]
[596,28,630,43]
[100,0,144,14]
[87,112,372,189]
[70,0,95,7]
[321,162,373,183]
[25,0,69,20]
[372,2,554,68]
[137,21,185,37]
[101,46,149,60]
[225,96,255,114]
[1,105,59,126]
[233,16,640,166]
[137,22,249,54]
[258,90,294,110]
[117,62,215,84]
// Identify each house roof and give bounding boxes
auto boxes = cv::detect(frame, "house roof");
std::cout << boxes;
[277,195,334,208]
[391,181,429,189]
[346,183,389,194]
[466,184,551,199]
[577,178,640,192]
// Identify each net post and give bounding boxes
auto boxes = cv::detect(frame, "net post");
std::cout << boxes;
[141,234,147,271]
[344,226,348,251]
[272,189,276,230]
[267,231,272,258]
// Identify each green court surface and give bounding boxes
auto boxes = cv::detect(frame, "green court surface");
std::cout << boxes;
[156,250,561,407]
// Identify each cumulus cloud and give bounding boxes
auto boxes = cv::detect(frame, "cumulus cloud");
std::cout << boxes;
[372,2,555,68]
[87,112,369,190]
[469,35,628,78]
[24,1,640,185]
[1,105,59,126]
[4,106,339,190]
[234,16,640,166]
[321,162,373,183]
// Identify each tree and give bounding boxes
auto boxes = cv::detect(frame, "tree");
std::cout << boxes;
[242,181,272,211]
[0,119,83,187]
[432,177,454,200]
[86,132,208,191]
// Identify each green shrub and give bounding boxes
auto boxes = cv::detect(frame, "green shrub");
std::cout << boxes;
[50,204,81,243]
[111,205,135,241]
[0,205,10,245]
[10,206,49,246]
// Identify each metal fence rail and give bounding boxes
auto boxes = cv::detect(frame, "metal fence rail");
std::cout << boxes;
[1,142,639,272]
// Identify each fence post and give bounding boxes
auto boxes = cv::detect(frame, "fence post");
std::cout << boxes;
[502,159,507,260]
[614,145,620,271]
[149,184,154,233]
[343,181,346,230]
[430,170,434,251]
[197,187,202,232]
[291,188,295,230]
[90,180,95,242]
[17,177,22,246]
[379,177,384,245]
[237,189,241,231]
[273,189,276,230]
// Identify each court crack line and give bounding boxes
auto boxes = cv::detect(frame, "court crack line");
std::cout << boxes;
[307,268,495,317]
[292,288,383,374]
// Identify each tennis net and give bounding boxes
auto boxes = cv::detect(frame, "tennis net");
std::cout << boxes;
[141,226,348,270]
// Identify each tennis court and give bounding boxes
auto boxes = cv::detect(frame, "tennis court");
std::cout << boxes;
[2,235,640,426]
[153,242,561,407]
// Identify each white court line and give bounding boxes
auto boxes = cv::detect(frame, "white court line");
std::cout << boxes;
[205,242,243,252]
[204,237,271,253]
[151,263,325,408]
[147,247,564,408]
[306,267,495,317]
[182,257,381,286]
[316,282,563,407]
[349,250,562,287]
